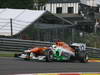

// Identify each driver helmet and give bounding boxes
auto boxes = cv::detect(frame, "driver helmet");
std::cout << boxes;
[52,45,57,49]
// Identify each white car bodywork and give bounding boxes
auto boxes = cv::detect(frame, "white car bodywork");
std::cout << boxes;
[71,43,86,51]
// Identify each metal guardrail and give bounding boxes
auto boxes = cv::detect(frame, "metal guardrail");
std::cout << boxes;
[87,47,100,51]
[0,38,53,52]
[86,47,100,58]
[0,38,100,58]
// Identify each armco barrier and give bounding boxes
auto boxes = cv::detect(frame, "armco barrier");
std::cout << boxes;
[0,38,100,58]
[86,47,100,58]
[0,38,53,52]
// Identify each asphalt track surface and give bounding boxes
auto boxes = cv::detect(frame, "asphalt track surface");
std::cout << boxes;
[0,57,100,75]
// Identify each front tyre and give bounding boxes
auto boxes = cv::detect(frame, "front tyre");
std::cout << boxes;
[44,49,53,62]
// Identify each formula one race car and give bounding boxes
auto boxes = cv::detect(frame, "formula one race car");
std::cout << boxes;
[14,42,88,63]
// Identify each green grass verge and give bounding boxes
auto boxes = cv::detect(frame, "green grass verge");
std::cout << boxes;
[0,53,15,57]
[89,58,100,60]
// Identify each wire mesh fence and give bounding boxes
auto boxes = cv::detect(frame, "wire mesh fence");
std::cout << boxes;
[0,18,79,43]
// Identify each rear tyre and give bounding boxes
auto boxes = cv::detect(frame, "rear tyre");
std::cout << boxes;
[80,54,88,63]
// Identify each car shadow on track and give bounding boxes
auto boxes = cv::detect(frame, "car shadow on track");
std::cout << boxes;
[15,58,90,64]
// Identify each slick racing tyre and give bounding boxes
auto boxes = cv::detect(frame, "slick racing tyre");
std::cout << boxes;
[80,54,88,63]
[44,49,53,62]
